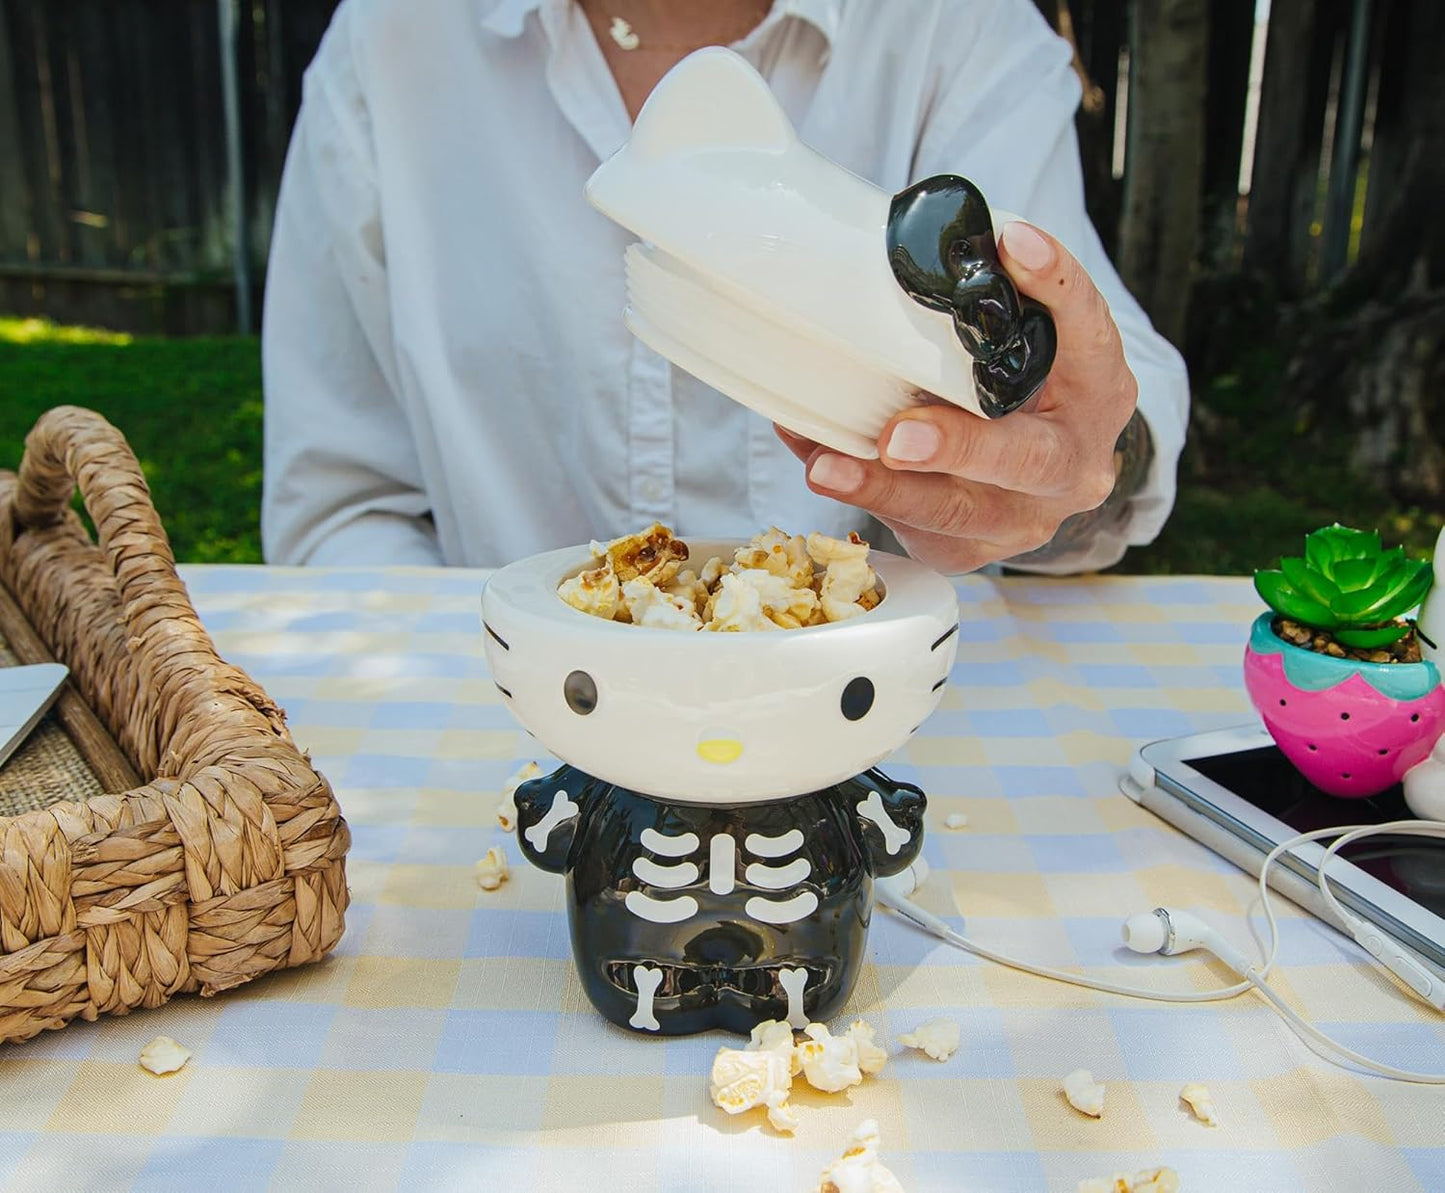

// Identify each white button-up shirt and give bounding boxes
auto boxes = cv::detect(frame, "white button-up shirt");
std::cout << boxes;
[261,0,1189,571]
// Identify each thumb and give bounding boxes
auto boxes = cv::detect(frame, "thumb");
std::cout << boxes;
[997,219,1123,380]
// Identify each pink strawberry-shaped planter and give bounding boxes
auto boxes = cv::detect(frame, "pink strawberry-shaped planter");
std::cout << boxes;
[1244,613,1445,797]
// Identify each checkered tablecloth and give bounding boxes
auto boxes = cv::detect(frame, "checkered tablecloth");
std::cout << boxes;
[3,566,1443,1193]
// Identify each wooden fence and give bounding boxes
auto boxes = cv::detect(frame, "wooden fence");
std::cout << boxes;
[0,0,1428,342]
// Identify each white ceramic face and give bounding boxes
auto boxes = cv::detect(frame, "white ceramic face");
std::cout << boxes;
[481,542,960,803]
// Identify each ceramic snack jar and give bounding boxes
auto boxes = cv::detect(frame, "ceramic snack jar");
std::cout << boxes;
[480,540,959,1036]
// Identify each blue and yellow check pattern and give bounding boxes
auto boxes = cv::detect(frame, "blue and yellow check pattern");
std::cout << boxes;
[2,567,1441,1192]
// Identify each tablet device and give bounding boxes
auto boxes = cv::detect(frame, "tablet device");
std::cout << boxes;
[0,663,69,770]
[1121,721,1445,977]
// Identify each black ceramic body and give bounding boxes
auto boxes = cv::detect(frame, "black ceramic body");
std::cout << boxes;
[886,173,1057,416]
[515,764,926,1036]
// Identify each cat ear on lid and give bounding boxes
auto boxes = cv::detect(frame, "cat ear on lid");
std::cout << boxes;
[621,46,794,161]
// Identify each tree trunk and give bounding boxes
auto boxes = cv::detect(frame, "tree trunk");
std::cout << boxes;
[1288,0,1445,498]
[1117,0,1210,348]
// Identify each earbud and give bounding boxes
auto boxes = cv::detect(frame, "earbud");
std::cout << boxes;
[1122,908,1252,973]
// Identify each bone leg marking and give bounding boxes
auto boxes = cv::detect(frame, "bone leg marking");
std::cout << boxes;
[779,966,809,1028]
[523,789,579,851]
[629,965,663,1031]
[857,790,911,855]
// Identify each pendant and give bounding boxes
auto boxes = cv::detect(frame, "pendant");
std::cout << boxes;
[609,17,640,50]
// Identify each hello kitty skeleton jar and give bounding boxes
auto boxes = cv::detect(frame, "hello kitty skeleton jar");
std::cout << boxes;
[481,539,959,1035]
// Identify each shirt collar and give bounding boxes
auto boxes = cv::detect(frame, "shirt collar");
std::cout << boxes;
[481,0,841,45]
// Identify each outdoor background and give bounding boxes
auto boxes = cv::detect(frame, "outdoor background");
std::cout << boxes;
[1,0,1441,572]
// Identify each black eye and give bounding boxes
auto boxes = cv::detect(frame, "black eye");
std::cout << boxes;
[841,677,874,721]
[564,670,597,715]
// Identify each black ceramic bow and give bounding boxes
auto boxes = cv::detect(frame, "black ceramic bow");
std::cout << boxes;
[886,174,1057,417]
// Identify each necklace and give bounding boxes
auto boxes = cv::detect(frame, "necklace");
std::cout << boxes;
[608,16,641,50]
[585,2,772,53]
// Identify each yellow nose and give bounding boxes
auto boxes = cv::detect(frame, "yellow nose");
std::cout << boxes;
[697,738,744,765]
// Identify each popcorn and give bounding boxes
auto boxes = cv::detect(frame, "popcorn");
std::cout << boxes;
[1179,1082,1219,1127]
[558,524,881,629]
[475,846,509,891]
[747,1018,802,1073]
[557,563,621,620]
[622,578,703,631]
[1062,1068,1106,1118]
[735,527,815,589]
[1077,1168,1180,1193]
[814,1120,905,1193]
[944,813,968,830]
[845,1019,889,1075]
[497,761,541,832]
[139,1036,191,1076]
[593,522,689,585]
[808,531,880,623]
[704,572,778,633]
[796,1022,864,1093]
[709,1044,794,1127]
[898,1016,960,1062]
[766,1090,800,1134]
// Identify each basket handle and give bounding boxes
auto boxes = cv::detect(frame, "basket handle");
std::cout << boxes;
[12,405,185,619]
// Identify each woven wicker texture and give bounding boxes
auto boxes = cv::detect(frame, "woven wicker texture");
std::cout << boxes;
[0,631,107,818]
[0,406,350,1044]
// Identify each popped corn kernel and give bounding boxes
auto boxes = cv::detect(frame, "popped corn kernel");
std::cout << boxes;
[845,1019,888,1075]
[944,812,969,830]
[1062,1068,1105,1118]
[897,1017,960,1062]
[1179,1082,1219,1127]
[475,846,509,891]
[1078,1167,1180,1193]
[796,1022,863,1093]
[139,1036,191,1076]
[496,761,541,832]
[622,578,703,631]
[709,1045,792,1118]
[814,1119,905,1193]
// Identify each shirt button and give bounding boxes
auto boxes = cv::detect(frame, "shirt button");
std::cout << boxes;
[641,478,665,502]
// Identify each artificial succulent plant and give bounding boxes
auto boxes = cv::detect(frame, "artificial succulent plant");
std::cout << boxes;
[1254,524,1433,649]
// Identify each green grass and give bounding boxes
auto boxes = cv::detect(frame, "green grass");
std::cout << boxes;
[0,317,263,563]
[2,316,1435,573]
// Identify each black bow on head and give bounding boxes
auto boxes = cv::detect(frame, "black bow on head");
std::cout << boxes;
[886,174,1057,417]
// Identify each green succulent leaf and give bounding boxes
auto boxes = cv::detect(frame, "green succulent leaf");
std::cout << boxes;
[1263,526,1435,636]
[1254,570,1338,627]
[1279,557,1336,605]
[1335,623,1411,649]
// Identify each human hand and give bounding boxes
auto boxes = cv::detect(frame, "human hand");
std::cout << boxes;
[778,220,1151,574]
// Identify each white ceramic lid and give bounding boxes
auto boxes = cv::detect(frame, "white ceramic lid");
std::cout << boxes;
[585,47,1023,459]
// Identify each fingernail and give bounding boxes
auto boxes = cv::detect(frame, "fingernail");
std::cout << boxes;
[808,453,864,493]
[887,420,940,463]
[1001,220,1053,272]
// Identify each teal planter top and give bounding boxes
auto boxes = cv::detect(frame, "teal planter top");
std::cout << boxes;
[1248,613,1441,700]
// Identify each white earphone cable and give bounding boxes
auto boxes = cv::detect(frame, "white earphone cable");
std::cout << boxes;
[877,818,1445,1083]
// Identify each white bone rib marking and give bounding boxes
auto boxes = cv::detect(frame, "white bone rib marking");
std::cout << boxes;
[631,857,699,888]
[640,828,699,857]
[522,790,578,852]
[745,858,811,889]
[744,828,804,858]
[779,966,809,1028]
[745,891,819,925]
[629,965,662,1031]
[857,791,910,856]
[625,891,699,924]
[709,834,736,895]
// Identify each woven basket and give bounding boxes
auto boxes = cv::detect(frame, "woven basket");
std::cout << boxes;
[0,406,350,1044]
